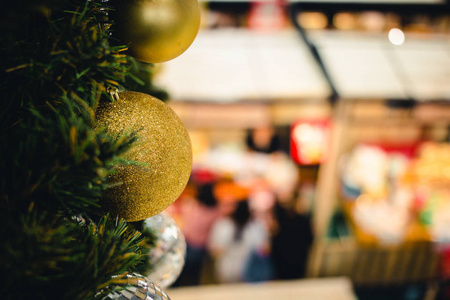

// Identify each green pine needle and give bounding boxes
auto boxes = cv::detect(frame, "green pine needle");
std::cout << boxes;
[0,0,165,298]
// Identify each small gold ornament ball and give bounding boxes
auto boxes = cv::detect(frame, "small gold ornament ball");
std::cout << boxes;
[110,0,201,63]
[96,91,192,221]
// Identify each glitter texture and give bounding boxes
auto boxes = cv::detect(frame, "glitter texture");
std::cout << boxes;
[144,212,186,288]
[107,273,171,300]
[96,91,192,221]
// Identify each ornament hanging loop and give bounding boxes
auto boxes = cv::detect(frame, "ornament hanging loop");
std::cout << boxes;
[107,86,120,101]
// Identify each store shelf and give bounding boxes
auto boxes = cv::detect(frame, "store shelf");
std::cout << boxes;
[310,98,449,288]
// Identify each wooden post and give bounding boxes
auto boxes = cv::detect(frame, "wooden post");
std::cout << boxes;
[313,99,352,239]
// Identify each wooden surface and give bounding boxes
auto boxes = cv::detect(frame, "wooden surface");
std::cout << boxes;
[166,277,357,300]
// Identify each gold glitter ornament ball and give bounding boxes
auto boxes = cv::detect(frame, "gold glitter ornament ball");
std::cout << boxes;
[96,91,192,221]
[110,0,200,63]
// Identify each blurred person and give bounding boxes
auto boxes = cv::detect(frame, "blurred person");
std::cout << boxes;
[240,178,277,283]
[247,176,276,217]
[172,181,221,286]
[246,126,281,154]
[243,184,277,283]
[208,199,271,283]
[270,190,314,280]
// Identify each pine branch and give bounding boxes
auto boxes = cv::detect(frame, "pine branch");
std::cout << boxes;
[0,1,165,298]
[0,212,152,300]
[0,93,137,217]
[0,0,127,129]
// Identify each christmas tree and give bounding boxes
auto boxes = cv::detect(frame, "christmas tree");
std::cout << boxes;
[0,0,199,298]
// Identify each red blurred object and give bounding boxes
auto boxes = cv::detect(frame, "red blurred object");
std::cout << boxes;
[440,245,450,280]
[191,168,218,184]
[369,143,420,159]
[247,0,287,31]
[290,119,331,165]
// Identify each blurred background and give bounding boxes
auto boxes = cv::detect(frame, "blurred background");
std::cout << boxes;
[155,1,450,299]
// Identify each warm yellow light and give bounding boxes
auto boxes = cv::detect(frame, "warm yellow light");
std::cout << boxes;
[333,12,357,30]
[297,12,328,29]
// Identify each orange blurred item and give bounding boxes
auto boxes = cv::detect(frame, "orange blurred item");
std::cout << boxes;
[214,179,249,203]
